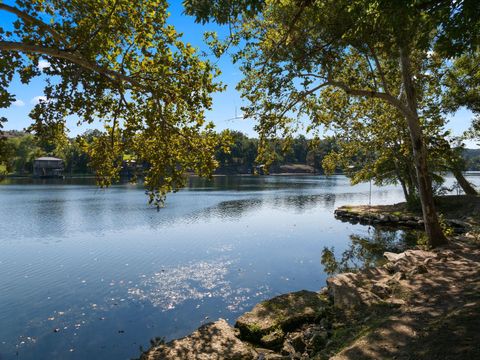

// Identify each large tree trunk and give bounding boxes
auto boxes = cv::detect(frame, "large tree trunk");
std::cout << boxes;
[452,168,478,195]
[394,160,416,205]
[399,47,447,247]
[404,159,419,208]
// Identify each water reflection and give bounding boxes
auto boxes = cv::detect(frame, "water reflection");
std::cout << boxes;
[192,193,338,222]
[197,198,263,220]
[273,194,336,212]
[321,227,419,275]
[1,175,476,360]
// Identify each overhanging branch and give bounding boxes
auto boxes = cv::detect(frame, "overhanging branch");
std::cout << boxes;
[0,4,65,45]
[0,41,147,91]
[327,79,415,120]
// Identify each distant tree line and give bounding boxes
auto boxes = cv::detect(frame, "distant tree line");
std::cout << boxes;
[1,129,478,178]
[215,131,338,174]
[0,129,101,176]
[0,129,337,176]
[463,149,480,171]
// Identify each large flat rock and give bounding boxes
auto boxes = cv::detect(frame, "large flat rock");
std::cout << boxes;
[327,273,382,309]
[142,319,257,360]
[235,290,328,343]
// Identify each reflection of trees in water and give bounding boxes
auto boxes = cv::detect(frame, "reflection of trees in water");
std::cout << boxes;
[189,198,264,221]
[272,194,336,212]
[321,228,418,275]
[186,175,347,192]
[214,198,263,218]
[196,193,337,221]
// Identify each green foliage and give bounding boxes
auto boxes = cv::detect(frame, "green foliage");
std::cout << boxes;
[320,247,338,275]
[463,149,480,170]
[416,213,454,249]
[1,130,101,176]
[443,52,480,114]
[0,0,225,205]
[187,0,480,246]
[215,130,256,172]
[437,214,454,238]
[183,0,263,25]
[443,51,480,146]
[214,132,336,173]
[4,134,45,174]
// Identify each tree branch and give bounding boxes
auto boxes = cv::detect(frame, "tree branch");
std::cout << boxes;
[326,78,415,120]
[367,44,389,93]
[279,82,331,118]
[0,41,147,91]
[0,4,66,45]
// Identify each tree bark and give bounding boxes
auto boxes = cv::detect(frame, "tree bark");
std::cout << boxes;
[394,162,409,202]
[399,46,447,247]
[452,168,478,195]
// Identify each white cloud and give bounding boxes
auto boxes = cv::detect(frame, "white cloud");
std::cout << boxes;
[38,60,51,70]
[30,96,48,105]
[13,99,25,107]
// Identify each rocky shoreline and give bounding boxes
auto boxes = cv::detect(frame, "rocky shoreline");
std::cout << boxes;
[140,230,480,360]
[334,206,471,233]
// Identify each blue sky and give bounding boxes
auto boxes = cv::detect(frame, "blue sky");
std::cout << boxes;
[0,1,477,148]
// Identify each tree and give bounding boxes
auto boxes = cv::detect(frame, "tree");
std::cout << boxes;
[185,0,480,247]
[306,137,337,172]
[5,133,45,174]
[318,58,477,204]
[285,135,308,164]
[444,51,480,146]
[215,130,258,172]
[319,96,421,206]
[471,118,480,145]
[0,0,227,206]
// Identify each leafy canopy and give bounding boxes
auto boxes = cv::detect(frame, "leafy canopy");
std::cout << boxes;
[185,0,480,246]
[0,0,229,206]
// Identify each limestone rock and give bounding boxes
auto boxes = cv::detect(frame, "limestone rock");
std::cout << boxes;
[286,331,306,353]
[261,328,285,348]
[389,215,400,222]
[408,264,428,276]
[296,324,329,355]
[281,339,300,358]
[370,282,391,299]
[142,319,257,360]
[327,273,381,309]
[235,290,328,344]
[383,262,397,274]
[388,271,406,283]
[404,249,436,259]
[383,252,407,262]
[255,348,289,360]
[264,355,290,360]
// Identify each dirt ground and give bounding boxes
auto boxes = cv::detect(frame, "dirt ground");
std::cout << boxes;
[330,236,480,360]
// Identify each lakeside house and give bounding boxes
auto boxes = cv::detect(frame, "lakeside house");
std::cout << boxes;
[33,157,64,178]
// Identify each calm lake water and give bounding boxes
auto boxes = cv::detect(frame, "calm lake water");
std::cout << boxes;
[0,174,478,360]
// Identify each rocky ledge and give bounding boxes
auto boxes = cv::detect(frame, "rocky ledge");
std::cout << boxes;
[140,319,256,360]
[334,205,471,233]
[140,235,480,360]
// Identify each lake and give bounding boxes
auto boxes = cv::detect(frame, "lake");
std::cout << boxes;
[0,174,478,359]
